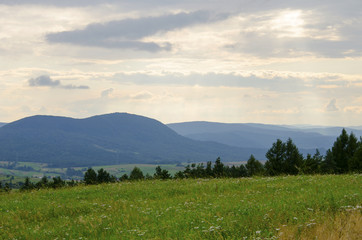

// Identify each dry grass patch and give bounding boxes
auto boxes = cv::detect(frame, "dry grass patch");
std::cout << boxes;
[279,209,362,240]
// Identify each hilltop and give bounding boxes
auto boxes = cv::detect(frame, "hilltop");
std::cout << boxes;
[0,113,261,167]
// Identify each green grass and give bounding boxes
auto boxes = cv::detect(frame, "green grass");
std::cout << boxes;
[0,175,361,239]
[0,161,186,181]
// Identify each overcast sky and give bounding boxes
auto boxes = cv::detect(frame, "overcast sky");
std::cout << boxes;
[1,0,362,126]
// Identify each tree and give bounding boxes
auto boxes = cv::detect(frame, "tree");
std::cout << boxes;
[349,141,362,172]
[174,171,185,179]
[97,168,111,183]
[21,177,34,191]
[327,129,359,173]
[284,138,304,175]
[331,129,350,173]
[321,149,336,174]
[205,161,213,177]
[36,176,49,189]
[84,168,97,185]
[154,166,171,180]
[213,157,224,178]
[51,176,65,188]
[265,139,286,176]
[245,155,264,176]
[303,149,323,174]
[129,167,144,180]
[119,174,129,181]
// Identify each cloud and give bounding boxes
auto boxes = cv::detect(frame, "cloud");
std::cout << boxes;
[28,75,89,90]
[46,11,229,51]
[326,99,339,112]
[113,72,310,92]
[130,91,153,100]
[28,75,60,87]
[101,88,113,98]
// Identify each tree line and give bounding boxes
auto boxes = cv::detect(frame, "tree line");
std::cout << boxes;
[1,128,360,193]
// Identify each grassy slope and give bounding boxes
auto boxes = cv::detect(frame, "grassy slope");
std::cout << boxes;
[0,175,361,239]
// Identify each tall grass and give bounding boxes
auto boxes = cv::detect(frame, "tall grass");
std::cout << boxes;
[0,175,361,239]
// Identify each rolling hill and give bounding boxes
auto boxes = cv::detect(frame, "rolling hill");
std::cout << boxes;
[0,113,264,167]
[167,121,362,154]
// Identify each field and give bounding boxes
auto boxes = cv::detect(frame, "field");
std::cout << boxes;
[0,175,361,239]
[0,161,186,184]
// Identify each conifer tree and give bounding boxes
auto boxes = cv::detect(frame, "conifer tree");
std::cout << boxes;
[129,167,144,180]
[245,155,264,176]
[213,157,224,178]
[265,139,286,176]
[84,168,97,185]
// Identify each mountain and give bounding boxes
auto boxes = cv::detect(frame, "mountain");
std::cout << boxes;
[167,122,362,154]
[0,122,6,128]
[0,113,264,167]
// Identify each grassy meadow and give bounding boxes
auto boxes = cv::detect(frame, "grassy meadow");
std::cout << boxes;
[0,174,361,239]
[0,161,186,186]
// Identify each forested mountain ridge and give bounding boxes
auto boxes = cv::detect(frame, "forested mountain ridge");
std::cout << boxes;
[0,113,264,167]
[167,121,362,151]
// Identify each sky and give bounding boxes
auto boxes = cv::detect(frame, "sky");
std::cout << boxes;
[1,0,362,126]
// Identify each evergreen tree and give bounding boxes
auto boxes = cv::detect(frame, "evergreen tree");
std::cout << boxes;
[321,149,336,174]
[174,171,185,179]
[21,177,34,191]
[154,166,171,180]
[36,176,49,189]
[213,157,224,178]
[284,138,304,175]
[349,141,362,172]
[145,173,153,180]
[331,129,349,173]
[245,155,264,176]
[51,176,65,188]
[129,167,144,180]
[205,161,213,177]
[265,139,286,176]
[303,149,323,174]
[229,165,239,178]
[238,164,248,177]
[97,168,111,183]
[328,129,359,173]
[84,168,97,185]
[119,174,129,181]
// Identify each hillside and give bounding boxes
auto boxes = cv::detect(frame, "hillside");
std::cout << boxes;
[0,113,264,167]
[167,121,362,152]
[0,175,361,239]
[0,122,6,128]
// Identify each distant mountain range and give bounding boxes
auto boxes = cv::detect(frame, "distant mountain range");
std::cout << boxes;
[0,122,6,128]
[0,113,263,167]
[0,113,360,168]
[167,122,362,154]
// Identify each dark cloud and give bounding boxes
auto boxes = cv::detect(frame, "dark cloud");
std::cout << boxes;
[46,11,229,51]
[28,75,89,90]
